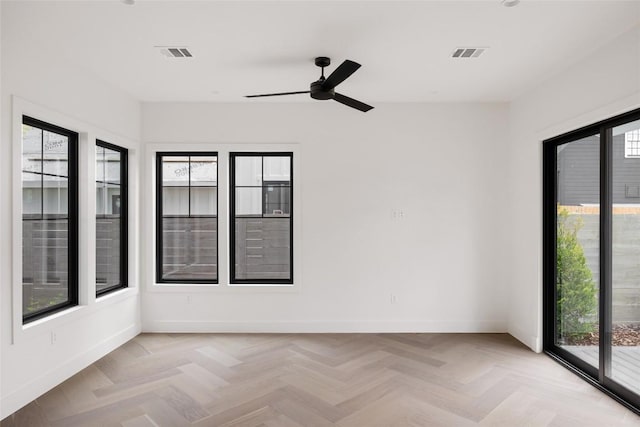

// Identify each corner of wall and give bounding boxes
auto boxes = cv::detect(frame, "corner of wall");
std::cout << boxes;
[0,323,138,419]
[505,25,640,357]
[508,324,542,353]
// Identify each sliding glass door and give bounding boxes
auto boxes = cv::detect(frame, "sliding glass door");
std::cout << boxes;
[553,133,600,371]
[611,119,640,396]
[544,108,640,412]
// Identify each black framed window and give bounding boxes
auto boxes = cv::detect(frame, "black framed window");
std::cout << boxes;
[625,129,640,158]
[22,116,78,323]
[230,152,293,284]
[156,153,218,283]
[543,108,640,413]
[96,141,128,296]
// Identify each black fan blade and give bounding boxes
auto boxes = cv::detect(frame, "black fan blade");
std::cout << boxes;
[245,91,310,98]
[322,60,361,90]
[333,93,374,112]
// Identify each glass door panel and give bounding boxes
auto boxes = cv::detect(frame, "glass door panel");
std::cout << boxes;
[610,119,640,394]
[556,134,600,368]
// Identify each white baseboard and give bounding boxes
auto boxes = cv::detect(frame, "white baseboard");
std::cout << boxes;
[143,320,508,334]
[508,325,541,353]
[0,324,140,420]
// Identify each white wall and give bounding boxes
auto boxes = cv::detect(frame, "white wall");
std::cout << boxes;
[141,102,510,333]
[0,3,142,419]
[507,26,640,352]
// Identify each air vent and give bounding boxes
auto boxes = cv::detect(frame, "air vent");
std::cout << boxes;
[452,48,487,58]
[157,47,193,58]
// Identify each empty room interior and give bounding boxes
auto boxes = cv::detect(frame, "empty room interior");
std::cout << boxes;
[1,0,640,425]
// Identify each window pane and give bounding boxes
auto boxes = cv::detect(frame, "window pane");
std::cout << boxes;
[96,180,121,216]
[104,147,121,184]
[105,184,121,215]
[163,187,189,215]
[190,157,217,186]
[191,187,217,215]
[96,145,105,182]
[22,172,42,215]
[96,212,121,293]
[624,128,640,158]
[236,187,262,216]
[96,182,106,216]
[163,156,190,186]
[235,156,262,186]
[22,125,42,173]
[263,185,290,216]
[43,131,68,177]
[162,216,217,281]
[43,178,68,215]
[23,217,69,316]
[234,218,290,280]
[611,119,640,394]
[556,134,600,368]
[264,156,290,182]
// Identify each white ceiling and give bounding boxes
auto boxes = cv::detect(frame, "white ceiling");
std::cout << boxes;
[4,0,640,103]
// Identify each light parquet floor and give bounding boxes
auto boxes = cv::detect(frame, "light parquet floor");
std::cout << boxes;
[2,333,639,426]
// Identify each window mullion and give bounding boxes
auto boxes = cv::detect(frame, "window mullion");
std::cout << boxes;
[261,156,265,218]
[40,137,44,219]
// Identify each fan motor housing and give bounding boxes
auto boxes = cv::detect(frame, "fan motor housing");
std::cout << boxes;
[310,81,334,100]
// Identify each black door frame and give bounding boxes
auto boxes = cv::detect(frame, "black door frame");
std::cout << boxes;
[543,107,640,414]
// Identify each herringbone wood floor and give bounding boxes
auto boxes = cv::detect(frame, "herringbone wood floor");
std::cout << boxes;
[2,333,639,426]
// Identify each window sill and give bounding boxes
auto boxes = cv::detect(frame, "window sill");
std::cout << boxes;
[95,287,139,307]
[228,283,294,287]
[23,305,84,330]
[149,282,298,293]
[13,287,139,345]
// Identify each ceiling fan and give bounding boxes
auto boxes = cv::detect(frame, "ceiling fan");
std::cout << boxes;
[245,57,374,112]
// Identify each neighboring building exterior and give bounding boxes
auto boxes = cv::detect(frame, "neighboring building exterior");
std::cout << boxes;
[558,130,640,205]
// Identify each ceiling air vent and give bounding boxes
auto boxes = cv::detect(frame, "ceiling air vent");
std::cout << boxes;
[157,47,193,58]
[451,47,487,58]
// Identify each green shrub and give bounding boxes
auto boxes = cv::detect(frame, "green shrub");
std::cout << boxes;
[556,208,598,342]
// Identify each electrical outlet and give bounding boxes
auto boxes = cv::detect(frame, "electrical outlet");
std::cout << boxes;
[187,295,192,304]
[390,294,397,304]
[51,331,57,345]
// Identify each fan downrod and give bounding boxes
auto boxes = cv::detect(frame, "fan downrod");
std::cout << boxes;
[311,57,334,100]
[315,57,330,80]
